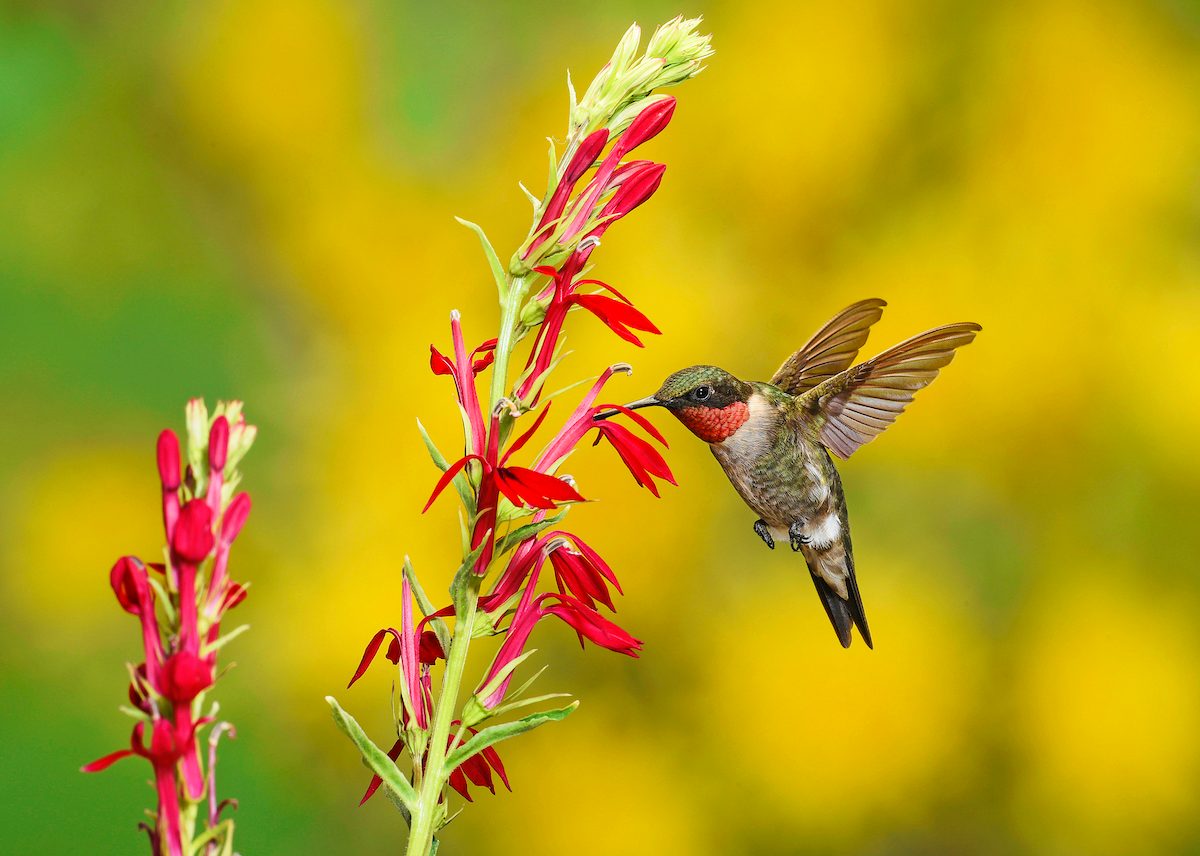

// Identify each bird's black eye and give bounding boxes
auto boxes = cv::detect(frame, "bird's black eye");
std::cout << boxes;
[693,385,711,401]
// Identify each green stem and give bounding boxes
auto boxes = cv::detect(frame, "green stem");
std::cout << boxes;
[405,586,479,855]
[488,275,534,410]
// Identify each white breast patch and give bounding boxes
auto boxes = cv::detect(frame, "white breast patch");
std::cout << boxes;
[806,514,842,549]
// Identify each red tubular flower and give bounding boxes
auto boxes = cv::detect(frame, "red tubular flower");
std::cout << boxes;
[206,491,251,618]
[205,416,229,512]
[160,651,214,704]
[527,128,611,254]
[547,533,623,611]
[398,577,428,729]
[172,500,215,564]
[172,499,214,656]
[478,544,641,709]
[346,580,431,730]
[157,430,181,543]
[534,366,675,497]
[110,556,164,688]
[83,716,211,856]
[429,312,488,455]
[540,594,642,656]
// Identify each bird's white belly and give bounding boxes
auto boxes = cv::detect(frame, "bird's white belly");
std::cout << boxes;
[768,512,841,550]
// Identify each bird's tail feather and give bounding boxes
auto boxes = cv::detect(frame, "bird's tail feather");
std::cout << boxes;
[803,532,873,649]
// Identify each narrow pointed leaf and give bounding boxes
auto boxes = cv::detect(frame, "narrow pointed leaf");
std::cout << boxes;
[444,702,579,772]
[325,696,417,810]
[455,217,508,298]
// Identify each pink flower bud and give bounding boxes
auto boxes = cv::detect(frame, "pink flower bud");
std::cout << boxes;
[157,431,181,490]
[172,500,215,563]
[160,651,214,704]
[220,493,252,544]
[208,416,229,472]
[615,97,676,155]
[111,556,150,615]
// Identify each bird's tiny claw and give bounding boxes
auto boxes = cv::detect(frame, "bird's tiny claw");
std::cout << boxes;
[789,521,811,552]
[753,519,775,550]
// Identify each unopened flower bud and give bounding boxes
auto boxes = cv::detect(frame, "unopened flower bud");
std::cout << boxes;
[208,416,229,472]
[172,500,215,563]
[157,431,181,490]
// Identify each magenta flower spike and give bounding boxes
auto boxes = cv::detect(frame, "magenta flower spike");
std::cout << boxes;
[85,400,256,856]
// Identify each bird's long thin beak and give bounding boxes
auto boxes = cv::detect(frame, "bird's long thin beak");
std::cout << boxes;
[593,396,661,421]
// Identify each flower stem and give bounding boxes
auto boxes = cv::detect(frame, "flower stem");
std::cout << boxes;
[406,584,479,855]
[488,276,530,410]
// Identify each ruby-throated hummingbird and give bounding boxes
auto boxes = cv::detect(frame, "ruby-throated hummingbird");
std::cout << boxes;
[596,299,980,648]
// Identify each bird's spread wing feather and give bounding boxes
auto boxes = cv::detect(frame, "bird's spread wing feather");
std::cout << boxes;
[801,322,981,459]
[770,298,887,395]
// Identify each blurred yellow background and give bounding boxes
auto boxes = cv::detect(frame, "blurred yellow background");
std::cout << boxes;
[2,1,1198,853]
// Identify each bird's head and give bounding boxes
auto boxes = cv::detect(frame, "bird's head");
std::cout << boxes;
[596,365,754,444]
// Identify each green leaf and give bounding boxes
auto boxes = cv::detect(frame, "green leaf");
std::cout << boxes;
[517,181,540,211]
[487,692,575,722]
[207,623,249,651]
[404,557,451,660]
[494,512,566,556]
[454,217,508,299]
[417,419,471,507]
[450,539,489,613]
[444,702,578,772]
[147,574,176,625]
[325,696,417,810]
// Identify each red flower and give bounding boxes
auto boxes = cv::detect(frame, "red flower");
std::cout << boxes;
[83,716,212,856]
[157,430,181,539]
[477,543,641,709]
[160,651,214,704]
[534,365,675,497]
[347,578,432,730]
[110,556,163,688]
[547,533,623,611]
[423,454,585,514]
[429,312,490,455]
[171,500,215,564]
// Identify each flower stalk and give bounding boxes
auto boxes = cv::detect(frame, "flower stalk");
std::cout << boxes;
[83,401,256,856]
[327,17,712,854]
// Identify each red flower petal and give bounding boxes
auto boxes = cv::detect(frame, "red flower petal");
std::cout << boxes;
[422,455,484,513]
[82,747,136,773]
[347,628,401,688]
[571,293,661,346]
[429,345,454,376]
[501,405,552,466]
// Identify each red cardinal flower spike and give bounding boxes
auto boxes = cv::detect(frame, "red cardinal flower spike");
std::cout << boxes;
[85,400,256,856]
[328,18,711,856]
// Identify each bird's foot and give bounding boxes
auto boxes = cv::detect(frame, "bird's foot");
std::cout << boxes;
[753,519,775,550]
[789,520,811,552]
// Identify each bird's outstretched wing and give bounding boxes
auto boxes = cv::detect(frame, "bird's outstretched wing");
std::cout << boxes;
[770,298,888,396]
[800,322,981,459]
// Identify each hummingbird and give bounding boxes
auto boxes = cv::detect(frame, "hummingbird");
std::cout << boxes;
[596,299,980,648]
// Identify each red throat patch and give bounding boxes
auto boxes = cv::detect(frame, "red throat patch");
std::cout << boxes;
[676,401,750,443]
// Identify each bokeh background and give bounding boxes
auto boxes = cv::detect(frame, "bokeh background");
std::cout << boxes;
[2,0,1199,853]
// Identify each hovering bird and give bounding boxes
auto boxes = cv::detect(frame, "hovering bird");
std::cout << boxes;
[596,299,980,648]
